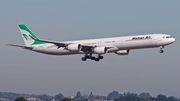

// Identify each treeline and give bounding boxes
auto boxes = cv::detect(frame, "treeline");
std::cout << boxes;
[0,92,53,100]
[115,94,180,101]
[0,91,180,101]
[75,91,106,100]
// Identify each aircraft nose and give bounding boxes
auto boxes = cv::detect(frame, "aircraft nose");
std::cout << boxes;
[172,38,176,42]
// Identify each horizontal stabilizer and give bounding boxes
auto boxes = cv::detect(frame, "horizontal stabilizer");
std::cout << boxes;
[7,44,33,50]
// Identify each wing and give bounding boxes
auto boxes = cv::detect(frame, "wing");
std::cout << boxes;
[34,39,67,48]
[35,39,114,53]
[29,35,67,48]
[35,38,95,49]
[7,44,33,50]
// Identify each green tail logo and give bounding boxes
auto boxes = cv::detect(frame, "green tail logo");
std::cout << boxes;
[22,34,33,40]
[22,34,29,40]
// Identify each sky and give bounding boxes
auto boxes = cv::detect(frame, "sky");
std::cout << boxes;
[0,0,180,98]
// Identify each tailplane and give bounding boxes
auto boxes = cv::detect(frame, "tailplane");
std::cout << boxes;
[19,24,45,45]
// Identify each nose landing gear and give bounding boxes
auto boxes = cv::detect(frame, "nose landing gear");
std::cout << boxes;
[159,46,164,53]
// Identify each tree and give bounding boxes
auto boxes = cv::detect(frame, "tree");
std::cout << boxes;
[14,97,27,101]
[157,94,167,101]
[38,94,51,100]
[83,99,89,101]
[55,93,64,100]
[107,91,121,100]
[168,96,178,101]
[150,97,156,101]
[76,91,82,99]
[61,98,72,101]
[139,92,151,99]
[115,94,140,101]
[89,92,94,99]
[124,94,140,101]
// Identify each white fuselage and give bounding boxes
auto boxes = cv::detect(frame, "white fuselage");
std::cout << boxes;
[31,34,175,55]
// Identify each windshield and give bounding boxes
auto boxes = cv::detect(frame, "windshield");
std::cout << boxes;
[166,36,172,38]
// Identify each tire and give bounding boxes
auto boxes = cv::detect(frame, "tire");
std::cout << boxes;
[85,55,90,59]
[98,56,103,59]
[160,50,164,53]
[95,58,100,61]
[91,57,95,60]
[81,57,87,61]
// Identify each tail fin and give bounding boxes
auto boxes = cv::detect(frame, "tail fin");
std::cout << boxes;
[19,24,45,45]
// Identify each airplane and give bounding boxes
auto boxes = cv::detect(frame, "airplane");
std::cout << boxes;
[8,24,175,61]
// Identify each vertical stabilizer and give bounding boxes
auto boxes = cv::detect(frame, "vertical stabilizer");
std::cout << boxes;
[18,24,45,45]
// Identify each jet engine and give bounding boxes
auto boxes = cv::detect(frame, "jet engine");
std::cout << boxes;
[93,47,107,54]
[115,50,130,55]
[66,44,81,51]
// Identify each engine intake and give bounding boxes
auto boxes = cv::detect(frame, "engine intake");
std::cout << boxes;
[67,44,81,51]
[93,47,107,54]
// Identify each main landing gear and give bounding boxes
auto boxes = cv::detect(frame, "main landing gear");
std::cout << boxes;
[159,46,164,53]
[81,54,103,62]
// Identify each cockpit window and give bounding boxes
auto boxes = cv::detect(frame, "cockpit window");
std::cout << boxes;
[166,36,172,38]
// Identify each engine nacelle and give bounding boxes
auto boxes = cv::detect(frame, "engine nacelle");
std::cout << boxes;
[93,47,107,54]
[66,44,81,51]
[115,50,130,55]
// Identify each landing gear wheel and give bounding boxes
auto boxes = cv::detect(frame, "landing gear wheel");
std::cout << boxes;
[160,50,164,53]
[91,57,95,60]
[98,56,103,59]
[81,54,103,61]
[81,57,87,61]
[85,55,89,59]
[95,58,100,61]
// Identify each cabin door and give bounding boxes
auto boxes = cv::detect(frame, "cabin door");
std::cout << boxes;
[119,38,123,44]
